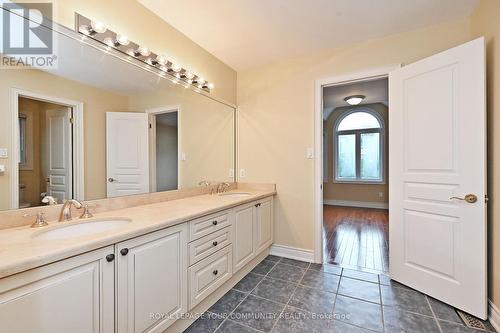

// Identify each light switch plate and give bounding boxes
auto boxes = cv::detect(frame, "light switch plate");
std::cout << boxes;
[239,169,246,178]
[181,152,187,161]
[306,148,314,159]
[0,148,7,158]
[229,169,234,178]
[0,165,5,173]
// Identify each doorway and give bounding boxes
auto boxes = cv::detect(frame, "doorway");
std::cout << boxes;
[321,76,389,273]
[147,106,181,192]
[10,89,84,209]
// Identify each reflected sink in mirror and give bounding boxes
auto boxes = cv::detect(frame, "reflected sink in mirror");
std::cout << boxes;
[218,192,252,198]
[33,218,132,240]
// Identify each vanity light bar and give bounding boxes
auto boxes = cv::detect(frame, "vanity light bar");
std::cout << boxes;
[75,14,214,92]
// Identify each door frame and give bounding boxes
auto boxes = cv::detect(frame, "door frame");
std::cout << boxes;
[146,105,181,192]
[313,65,400,263]
[9,88,84,209]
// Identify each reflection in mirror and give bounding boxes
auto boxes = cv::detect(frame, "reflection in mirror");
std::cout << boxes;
[1,22,235,211]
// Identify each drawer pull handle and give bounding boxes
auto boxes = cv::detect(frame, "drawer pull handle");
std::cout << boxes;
[106,254,115,262]
[213,270,218,276]
[212,220,218,226]
[120,248,129,256]
[213,241,218,246]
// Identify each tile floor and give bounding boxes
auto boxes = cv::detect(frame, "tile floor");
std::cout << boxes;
[184,255,496,333]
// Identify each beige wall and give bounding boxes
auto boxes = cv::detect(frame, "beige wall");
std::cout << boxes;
[323,103,388,204]
[46,0,237,104]
[237,18,472,251]
[471,0,500,312]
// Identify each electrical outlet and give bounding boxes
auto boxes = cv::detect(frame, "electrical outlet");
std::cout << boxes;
[181,152,187,161]
[379,192,384,198]
[240,169,246,178]
[0,148,7,159]
[0,165,5,174]
[229,169,234,178]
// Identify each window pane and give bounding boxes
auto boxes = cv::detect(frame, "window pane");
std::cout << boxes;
[361,132,380,180]
[338,112,380,131]
[338,134,356,179]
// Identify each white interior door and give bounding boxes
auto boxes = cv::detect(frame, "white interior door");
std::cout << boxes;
[46,108,72,203]
[389,38,486,318]
[106,112,149,198]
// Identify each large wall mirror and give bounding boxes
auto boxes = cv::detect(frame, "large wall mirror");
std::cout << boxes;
[0,13,235,211]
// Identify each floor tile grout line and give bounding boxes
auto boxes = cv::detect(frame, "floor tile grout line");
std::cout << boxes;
[268,262,311,332]
[425,295,444,333]
[213,257,281,333]
[378,278,386,332]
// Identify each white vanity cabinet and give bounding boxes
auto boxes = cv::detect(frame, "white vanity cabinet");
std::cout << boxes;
[116,223,187,333]
[0,194,274,333]
[233,197,275,273]
[0,246,115,333]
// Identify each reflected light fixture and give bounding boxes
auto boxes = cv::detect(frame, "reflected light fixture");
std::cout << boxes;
[75,13,214,92]
[344,95,365,105]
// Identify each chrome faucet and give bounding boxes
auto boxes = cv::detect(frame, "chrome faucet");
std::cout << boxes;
[59,199,83,222]
[216,182,231,194]
[198,180,210,187]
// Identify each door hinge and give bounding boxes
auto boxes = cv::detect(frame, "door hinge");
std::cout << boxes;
[485,194,489,203]
[149,123,152,129]
[69,117,74,124]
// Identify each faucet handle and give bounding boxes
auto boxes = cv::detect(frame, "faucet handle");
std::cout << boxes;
[25,212,48,228]
[79,204,94,219]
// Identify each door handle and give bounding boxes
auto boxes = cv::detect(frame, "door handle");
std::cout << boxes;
[449,194,478,203]
[108,178,116,183]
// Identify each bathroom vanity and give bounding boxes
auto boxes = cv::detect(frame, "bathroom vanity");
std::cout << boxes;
[0,187,275,333]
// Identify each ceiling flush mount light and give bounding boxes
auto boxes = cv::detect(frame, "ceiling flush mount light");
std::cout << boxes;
[75,13,214,93]
[344,95,366,105]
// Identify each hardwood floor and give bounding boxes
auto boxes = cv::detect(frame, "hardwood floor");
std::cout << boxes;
[323,205,389,273]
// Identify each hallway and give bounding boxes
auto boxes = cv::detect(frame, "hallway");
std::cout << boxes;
[323,205,389,273]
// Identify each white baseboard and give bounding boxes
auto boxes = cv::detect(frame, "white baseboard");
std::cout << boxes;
[270,244,314,262]
[489,300,500,332]
[323,199,388,210]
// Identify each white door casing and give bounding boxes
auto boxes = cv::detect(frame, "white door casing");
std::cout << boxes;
[106,112,149,198]
[389,38,486,318]
[45,108,73,203]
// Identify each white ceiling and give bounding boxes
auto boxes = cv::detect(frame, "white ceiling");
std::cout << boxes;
[323,78,388,119]
[138,0,479,70]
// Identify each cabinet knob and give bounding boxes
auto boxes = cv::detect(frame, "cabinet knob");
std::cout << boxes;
[213,241,218,247]
[106,254,115,262]
[120,248,129,256]
[213,270,218,276]
[212,220,218,226]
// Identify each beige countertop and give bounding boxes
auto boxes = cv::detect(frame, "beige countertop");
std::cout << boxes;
[0,189,275,279]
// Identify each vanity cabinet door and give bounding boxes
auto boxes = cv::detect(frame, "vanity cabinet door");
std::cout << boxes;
[233,203,256,272]
[116,224,187,333]
[255,197,274,253]
[0,246,115,333]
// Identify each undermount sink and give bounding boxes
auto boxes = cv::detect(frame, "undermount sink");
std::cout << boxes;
[218,192,252,198]
[33,218,132,240]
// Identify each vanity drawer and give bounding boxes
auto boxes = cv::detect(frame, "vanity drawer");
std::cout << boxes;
[188,245,233,309]
[189,226,232,265]
[189,212,231,241]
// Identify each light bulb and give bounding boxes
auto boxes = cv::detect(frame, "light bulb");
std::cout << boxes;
[171,63,182,72]
[187,79,193,84]
[185,72,195,80]
[90,20,107,34]
[156,55,168,66]
[136,46,151,57]
[116,34,130,46]
[197,77,205,84]
[208,83,215,89]
[175,73,181,78]
[160,66,168,72]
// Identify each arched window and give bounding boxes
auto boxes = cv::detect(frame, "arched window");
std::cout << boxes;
[334,109,384,182]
